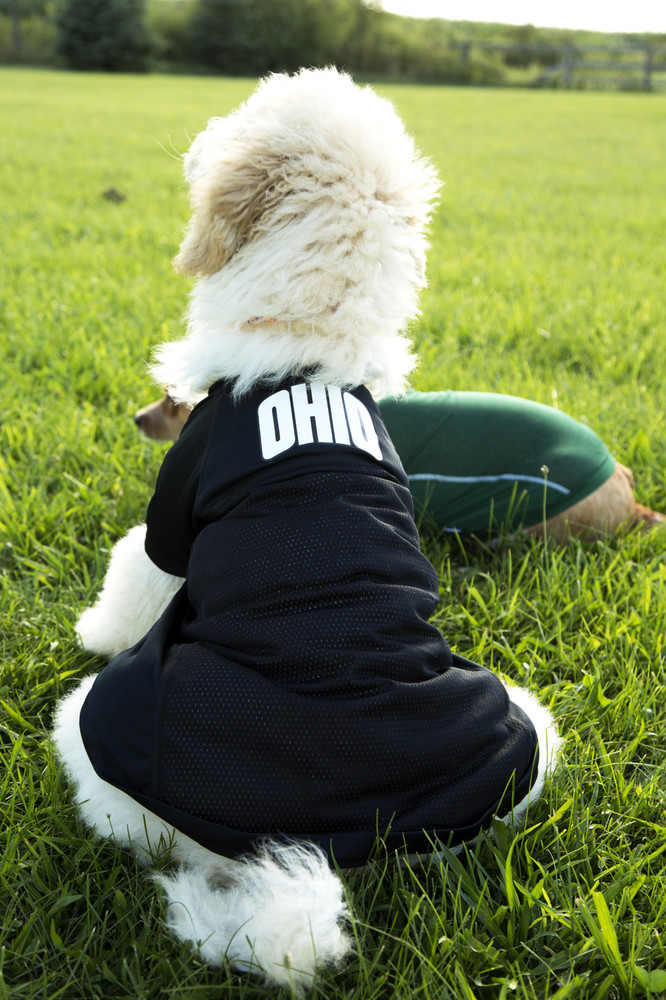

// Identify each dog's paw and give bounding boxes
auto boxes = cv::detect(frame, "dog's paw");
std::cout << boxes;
[75,605,98,648]
[75,605,124,659]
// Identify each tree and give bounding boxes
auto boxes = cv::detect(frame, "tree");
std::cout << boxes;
[0,0,47,59]
[189,0,364,76]
[55,0,153,71]
[189,0,266,74]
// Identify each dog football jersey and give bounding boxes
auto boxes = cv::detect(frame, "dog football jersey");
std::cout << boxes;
[79,378,539,865]
[379,390,616,535]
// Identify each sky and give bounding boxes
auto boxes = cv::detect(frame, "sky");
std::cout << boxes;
[378,1,665,34]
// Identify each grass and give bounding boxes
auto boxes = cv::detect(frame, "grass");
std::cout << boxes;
[1,68,665,999]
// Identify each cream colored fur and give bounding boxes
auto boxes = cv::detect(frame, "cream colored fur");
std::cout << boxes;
[55,67,559,992]
[150,67,440,404]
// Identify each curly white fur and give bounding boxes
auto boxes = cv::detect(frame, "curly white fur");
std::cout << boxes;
[149,67,441,403]
[156,845,351,990]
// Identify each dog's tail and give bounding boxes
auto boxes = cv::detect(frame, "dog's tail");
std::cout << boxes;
[154,841,352,992]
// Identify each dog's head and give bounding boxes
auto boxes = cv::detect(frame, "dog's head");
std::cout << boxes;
[175,68,440,286]
[152,68,441,403]
[134,392,192,442]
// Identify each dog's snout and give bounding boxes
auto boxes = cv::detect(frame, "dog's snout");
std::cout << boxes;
[134,414,143,428]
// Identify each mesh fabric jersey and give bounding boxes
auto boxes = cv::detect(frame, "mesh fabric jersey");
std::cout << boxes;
[79,379,540,865]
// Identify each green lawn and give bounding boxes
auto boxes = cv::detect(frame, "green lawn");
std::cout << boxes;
[1,68,665,999]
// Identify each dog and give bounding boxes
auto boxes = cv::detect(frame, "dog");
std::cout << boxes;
[53,68,560,991]
[135,390,664,542]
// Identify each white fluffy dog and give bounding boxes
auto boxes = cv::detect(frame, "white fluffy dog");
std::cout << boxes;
[53,68,560,991]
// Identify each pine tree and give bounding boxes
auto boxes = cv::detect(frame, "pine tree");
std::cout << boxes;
[189,0,364,76]
[55,0,153,71]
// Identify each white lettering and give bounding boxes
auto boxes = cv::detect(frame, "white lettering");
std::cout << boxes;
[326,385,351,446]
[291,383,334,446]
[343,391,382,460]
[256,384,382,461]
[257,389,296,460]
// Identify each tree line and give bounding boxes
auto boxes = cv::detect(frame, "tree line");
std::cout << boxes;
[1,0,663,86]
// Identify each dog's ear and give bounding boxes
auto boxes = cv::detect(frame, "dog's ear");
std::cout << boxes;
[174,156,276,277]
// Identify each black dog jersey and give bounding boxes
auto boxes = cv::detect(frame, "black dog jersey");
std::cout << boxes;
[79,379,539,865]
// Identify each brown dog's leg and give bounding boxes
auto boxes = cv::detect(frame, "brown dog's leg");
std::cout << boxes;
[529,462,665,541]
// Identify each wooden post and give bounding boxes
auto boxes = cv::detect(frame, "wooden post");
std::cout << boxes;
[643,46,653,91]
[563,45,574,88]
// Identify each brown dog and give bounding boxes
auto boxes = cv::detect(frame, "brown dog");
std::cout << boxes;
[135,392,664,541]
